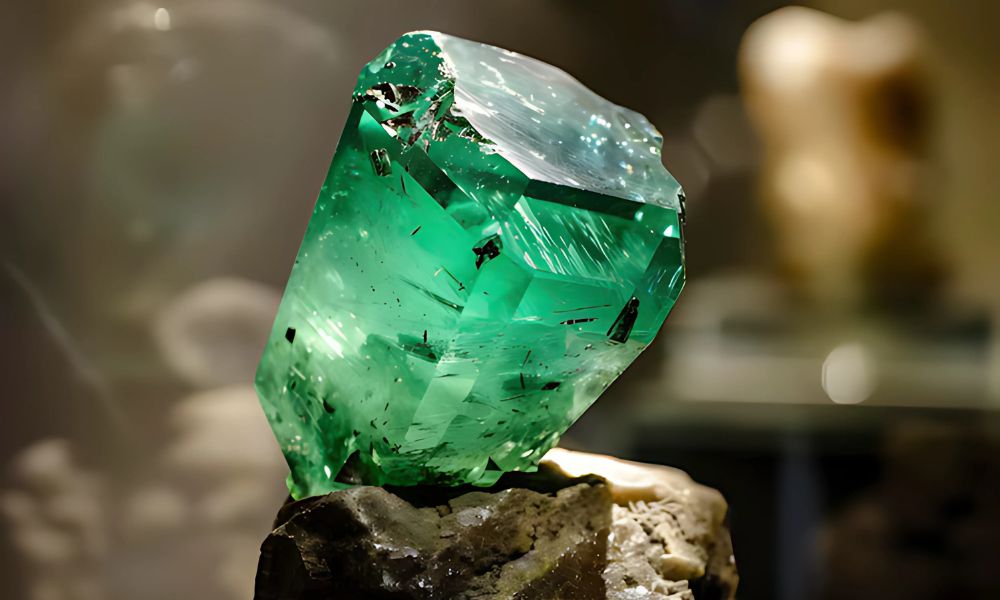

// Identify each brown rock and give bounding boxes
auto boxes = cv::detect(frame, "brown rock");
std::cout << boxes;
[254,451,736,600]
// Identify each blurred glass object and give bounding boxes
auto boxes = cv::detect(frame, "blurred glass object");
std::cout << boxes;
[12,0,343,344]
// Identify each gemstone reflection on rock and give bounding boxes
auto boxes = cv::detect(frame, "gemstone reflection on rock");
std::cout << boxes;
[255,31,686,498]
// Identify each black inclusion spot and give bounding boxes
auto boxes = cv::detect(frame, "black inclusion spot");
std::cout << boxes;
[486,458,503,471]
[370,148,392,176]
[322,399,335,413]
[607,296,640,343]
[472,234,503,269]
[285,327,296,343]
[542,381,561,391]
[560,317,598,325]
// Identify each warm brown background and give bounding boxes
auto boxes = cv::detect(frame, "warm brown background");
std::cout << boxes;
[2,1,998,599]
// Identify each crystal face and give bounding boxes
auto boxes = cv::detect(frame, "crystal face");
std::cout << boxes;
[256,31,686,498]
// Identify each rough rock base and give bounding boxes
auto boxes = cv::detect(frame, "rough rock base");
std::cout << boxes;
[254,451,737,600]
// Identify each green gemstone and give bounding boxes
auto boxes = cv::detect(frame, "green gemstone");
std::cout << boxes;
[255,31,686,498]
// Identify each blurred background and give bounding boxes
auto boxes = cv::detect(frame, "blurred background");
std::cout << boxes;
[1,1,998,598]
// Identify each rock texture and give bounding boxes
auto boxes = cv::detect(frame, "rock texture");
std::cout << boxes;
[546,449,737,599]
[254,450,736,600]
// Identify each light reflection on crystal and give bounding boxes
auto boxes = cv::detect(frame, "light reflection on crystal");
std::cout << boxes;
[256,32,686,497]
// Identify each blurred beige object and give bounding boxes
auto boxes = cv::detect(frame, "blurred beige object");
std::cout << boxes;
[162,385,285,477]
[0,440,108,600]
[740,7,942,308]
[2,388,288,600]
[153,279,280,388]
[119,484,189,541]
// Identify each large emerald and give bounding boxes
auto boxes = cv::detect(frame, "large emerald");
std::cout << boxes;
[256,31,685,498]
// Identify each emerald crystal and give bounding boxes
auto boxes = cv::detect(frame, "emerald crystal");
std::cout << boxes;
[255,31,686,498]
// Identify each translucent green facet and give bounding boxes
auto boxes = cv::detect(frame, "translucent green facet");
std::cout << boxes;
[255,31,686,498]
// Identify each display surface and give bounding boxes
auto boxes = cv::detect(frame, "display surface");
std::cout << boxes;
[256,31,686,498]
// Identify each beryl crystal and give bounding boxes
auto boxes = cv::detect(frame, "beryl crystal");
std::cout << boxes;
[256,31,686,498]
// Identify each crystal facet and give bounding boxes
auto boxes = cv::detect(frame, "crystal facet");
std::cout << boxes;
[255,31,686,498]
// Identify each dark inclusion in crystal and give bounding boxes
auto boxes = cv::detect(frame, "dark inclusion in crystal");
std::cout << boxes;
[607,297,640,343]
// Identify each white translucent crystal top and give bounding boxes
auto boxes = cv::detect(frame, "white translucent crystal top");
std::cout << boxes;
[431,32,683,210]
